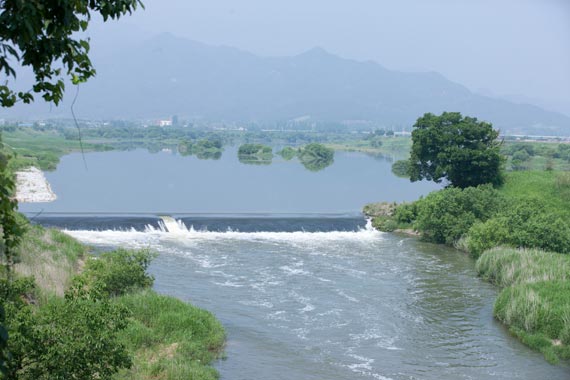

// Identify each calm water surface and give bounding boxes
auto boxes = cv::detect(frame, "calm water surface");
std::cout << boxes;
[19,148,437,214]
[26,150,570,379]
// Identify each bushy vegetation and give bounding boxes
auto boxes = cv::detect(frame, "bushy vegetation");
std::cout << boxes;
[1,276,132,380]
[277,146,297,160]
[238,143,273,165]
[467,201,570,256]
[1,220,225,379]
[76,249,155,298]
[238,143,272,157]
[413,185,504,245]
[371,171,570,259]
[500,141,570,172]
[178,138,223,160]
[297,143,334,172]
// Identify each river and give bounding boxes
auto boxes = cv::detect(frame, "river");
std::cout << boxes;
[23,149,570,379]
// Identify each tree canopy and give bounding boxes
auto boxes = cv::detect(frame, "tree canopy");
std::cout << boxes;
[408,112,504,188]
[0,0,143,107]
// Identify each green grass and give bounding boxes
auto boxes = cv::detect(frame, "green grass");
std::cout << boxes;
[476,247,570,362]
[494,281,570,363]
[476,248,570,287]
[498,171,570,218]
[114,290,225,380]
[2,128,110,171]
[5,216,226,378]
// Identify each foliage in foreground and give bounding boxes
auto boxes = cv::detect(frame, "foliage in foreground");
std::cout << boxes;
[0,0,142,107]
[2,243,225,379]
[1,277,131,380]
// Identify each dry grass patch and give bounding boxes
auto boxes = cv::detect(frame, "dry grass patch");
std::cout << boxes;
[14,225,86,298]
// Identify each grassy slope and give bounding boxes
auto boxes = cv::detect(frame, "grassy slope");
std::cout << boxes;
[478,172,570,362]
[15,225,87,300]
[11,223,225,378]
[498,171,570,217]
[115,291,225,380]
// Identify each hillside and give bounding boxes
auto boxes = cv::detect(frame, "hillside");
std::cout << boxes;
[3,33,570,135]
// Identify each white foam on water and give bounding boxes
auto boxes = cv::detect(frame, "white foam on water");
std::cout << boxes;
[337,289,360,303]
[336,351,395,380]
[63,217,383,247]
[212,280,244,288]
[280,265,312,276]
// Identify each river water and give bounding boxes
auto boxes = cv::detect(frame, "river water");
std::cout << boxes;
[24,150,570,379]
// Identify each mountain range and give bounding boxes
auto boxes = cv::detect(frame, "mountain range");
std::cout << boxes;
[3,33,570,135]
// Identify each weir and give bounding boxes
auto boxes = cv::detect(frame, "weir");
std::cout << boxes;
[158,216,188,234]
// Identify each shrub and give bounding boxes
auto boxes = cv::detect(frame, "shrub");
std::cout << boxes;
[467,199,570,257]
[371,216,398,232]
[393,202,417,224]
[74,249,155,298]
[6,295,131,379]
[414,185,505,245]
[2,277,131,379]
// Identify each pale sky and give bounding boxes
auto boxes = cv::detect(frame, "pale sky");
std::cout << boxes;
[93,0,570,115]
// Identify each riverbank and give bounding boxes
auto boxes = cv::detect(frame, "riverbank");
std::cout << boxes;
[3,219,225,379]
[15,167,57,203]
[364,170,570,363]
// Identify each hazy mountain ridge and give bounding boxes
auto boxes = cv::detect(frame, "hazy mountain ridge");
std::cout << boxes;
[3,33,570,134]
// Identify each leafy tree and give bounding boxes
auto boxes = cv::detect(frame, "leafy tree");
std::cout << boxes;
[0,2,143,376]
[0,0,143,107]
[0,304,7,376]
[0,143,25,280]
[408,112,504,188]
